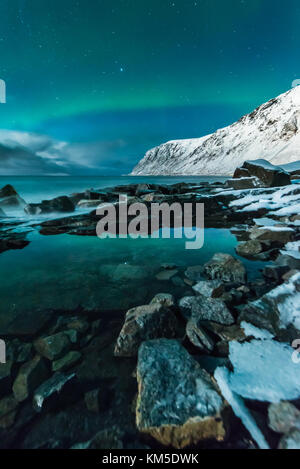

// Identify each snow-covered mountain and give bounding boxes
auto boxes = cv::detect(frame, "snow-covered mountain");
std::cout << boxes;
[131,87,300,176]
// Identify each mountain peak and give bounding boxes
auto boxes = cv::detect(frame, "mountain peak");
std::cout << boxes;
[131,87,300,176]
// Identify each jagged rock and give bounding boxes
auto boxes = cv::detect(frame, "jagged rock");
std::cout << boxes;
[234,160,291,187]
[136,339,227,448]
[226,177,262,190]
[192,280,224,298]
[186,319,215,352]
[34,332,72,361]
[52,351,82,372]
[235,240,265,259]
[25,196,75,215]
[114,303,177,357]
[249,226,295,244]
[203,253,246,284]
[205,323,246,342]
[278,429,300,449]
[150,293,175,308]
[0,361,13,398]
[33,372,77,412]
[268,402,300,434]
[84,388,109,413]
[13,356,49,402]
[179,295,234,325]
[184,265,203,282]
[0,185,26,211]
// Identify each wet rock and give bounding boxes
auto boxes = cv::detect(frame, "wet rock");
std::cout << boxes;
[226,177,262,190]
[114,303,177,357]
[25,196,75,215]
[234,160,291,188]
[13,355,49,402]
[235,240,265,259]
[179,295,234,325]
[136,339,227,448]
[184,265,203,282]
[155,269,178,281]
[278,429,300,449]
[0,361,13,398]
[192,280,224,298]
[186,319,215,352]
[150,293,175,308]
[52,351,82,372]
[33,372,77,412]
[203,253,246,284]
[268,401,300,434]
[34,332,72,361]
[84,388,110,413]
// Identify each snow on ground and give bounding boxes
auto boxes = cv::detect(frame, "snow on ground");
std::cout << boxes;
[228,339,300,403]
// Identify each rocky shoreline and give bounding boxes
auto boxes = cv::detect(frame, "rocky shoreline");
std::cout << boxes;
[0,159,300,449]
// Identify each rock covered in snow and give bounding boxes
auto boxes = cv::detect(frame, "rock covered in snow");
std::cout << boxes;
[131,87,300,176]
[233,159,291,187]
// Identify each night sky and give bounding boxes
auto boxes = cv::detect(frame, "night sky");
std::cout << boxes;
[0,0,299,174]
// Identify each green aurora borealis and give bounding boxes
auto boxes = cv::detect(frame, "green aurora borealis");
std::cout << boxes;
[0,0,299,173]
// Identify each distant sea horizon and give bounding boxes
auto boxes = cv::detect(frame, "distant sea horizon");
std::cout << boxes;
[0,175,227,204]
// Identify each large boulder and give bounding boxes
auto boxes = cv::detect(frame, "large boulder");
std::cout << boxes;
[0,185,26,212]
[235,240,265,259]
[114,303,177,357]
[233,160,291,188]
[136,339,227,448]
[203,253,247,284]
[179,295,234,325]
[226,177,262,190]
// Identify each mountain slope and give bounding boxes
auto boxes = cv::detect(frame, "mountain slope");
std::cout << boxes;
[131,87,300,176]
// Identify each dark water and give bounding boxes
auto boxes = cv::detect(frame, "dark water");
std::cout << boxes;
[0,228,267,330]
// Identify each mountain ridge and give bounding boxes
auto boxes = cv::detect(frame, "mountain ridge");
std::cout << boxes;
[131,87,300,176]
